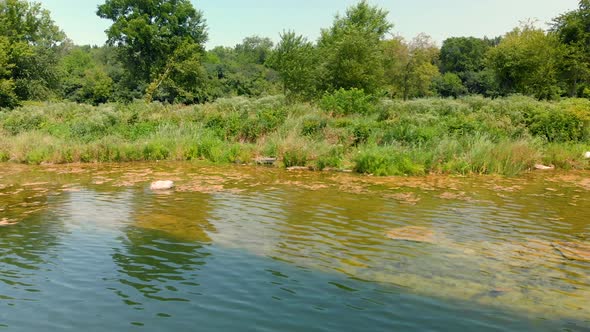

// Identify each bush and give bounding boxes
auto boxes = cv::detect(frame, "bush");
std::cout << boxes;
[282,148,308,167]
[320,88,376,116]
[1,111,46,135]
[301,115,327,136]
[354,146,425,176]
[525,102,590,142]
[433,73,468,98]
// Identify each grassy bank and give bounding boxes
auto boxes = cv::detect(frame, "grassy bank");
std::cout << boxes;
[1,94,589,176]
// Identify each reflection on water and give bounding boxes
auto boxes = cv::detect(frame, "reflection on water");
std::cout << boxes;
[0,162,589,331]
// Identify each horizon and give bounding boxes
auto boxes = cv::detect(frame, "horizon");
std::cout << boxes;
[38,0,580,48]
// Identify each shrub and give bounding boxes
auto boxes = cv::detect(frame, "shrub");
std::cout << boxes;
[320,88,376,116]
[301,115,327,136]
[2,111,46,135]
[525,103,590,142]
[354,146,425,176]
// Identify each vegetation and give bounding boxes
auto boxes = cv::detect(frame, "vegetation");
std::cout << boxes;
[1,95,589,176]
[0,0,590,176]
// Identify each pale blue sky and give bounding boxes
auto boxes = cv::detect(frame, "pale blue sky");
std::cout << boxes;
[38,0,579,48]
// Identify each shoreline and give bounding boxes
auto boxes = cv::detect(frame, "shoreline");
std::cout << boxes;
[1,97,590,177]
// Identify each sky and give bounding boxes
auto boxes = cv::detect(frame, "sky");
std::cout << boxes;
[38,0,580,49]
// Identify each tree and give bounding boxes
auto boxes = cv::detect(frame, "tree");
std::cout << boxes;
[268,31,318,100]
[202,37,281,99]
[0,36,18,108]
[383,34,440,100]
[0,0,65,103]
[97,0,208,102]
[60,46,113,104]
[318,0,393,93]
[433,72,467,98]
[439,37,500,96]
[487,24,563,99]
[234,36,274,65]
[552,0,590,97]
[440,37,489,74]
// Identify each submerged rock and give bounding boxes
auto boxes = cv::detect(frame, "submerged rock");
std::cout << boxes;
[254,157,277,165]
[534,164,555,171]
[150,180,175,191]
[552,241,590,262]
[0,218,18,226]
[386,226,436,243]
[286,166,310,171]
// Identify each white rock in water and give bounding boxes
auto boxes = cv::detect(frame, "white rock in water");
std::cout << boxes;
[584,152,590,159]
[150,180,174,190]
[534,164,555,171]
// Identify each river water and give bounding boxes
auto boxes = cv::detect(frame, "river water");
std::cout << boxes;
[0,162,589,331]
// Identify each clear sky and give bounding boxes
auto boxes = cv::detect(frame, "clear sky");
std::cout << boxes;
[38,0,579,48]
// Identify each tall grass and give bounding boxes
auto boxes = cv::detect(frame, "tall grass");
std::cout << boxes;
[1,93,589,175]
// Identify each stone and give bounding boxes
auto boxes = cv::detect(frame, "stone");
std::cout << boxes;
[386,226,436,243]
[552,241,590,262]
[534,164,555,171]
[150,180,175,191]
[286,166,309,171]
[254,157,277,165]
[585,152,590,159]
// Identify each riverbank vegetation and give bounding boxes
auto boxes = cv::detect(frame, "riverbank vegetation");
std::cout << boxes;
[1,0,590,175]
[1,95,589,175]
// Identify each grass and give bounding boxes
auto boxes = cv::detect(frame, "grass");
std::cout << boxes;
[1,94,589,175]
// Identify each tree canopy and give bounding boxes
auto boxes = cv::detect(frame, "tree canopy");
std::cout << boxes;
[97,0,208,101]
[2,0,590,108]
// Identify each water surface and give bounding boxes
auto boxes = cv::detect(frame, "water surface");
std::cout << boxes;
[0,163,589,331]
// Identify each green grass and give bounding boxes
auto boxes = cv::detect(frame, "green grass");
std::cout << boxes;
[1,94,589,176]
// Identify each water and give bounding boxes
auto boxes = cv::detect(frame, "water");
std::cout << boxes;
[0,162,589,331]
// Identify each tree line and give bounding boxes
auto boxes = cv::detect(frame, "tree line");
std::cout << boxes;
[1,0,589,108]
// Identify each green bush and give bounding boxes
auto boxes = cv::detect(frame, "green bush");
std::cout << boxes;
[525,104,590,142]
[320,88,375,116]
[301,115,327,136]
[2,111,46,135]
[354,146,425,176]
[282,147,308,167]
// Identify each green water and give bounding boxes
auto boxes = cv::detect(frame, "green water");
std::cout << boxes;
[0,162,589,331]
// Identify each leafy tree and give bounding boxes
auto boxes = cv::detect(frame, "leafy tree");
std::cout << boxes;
[0,0,65,102]
[487,24,564,99]
[0,36,18,108]
[433,72,468,98]
[60,46,113,104]
[145,40,208,103]
[97,0,208,102]
[552,0,590,97]
[234,36,274,65]
[440,37,489,74]
[384,34,440,100]
[318,0,393,94]
[202,37,281,99]
[268,31,318,100]
[438,37,500,96]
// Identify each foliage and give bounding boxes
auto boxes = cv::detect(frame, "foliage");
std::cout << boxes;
[433,73,468,98]
[551,0,590,97]
[1,97,589,175]
[60,46,113,104]
[487,24,564,99]
[440,37,489,74]
[97,0,208,102]
[383,35,440,99]
[0,0,65,104]
[318,0,392,93]
[319,88,375,116]
[268,31,318,100]
[0,36,18,108]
